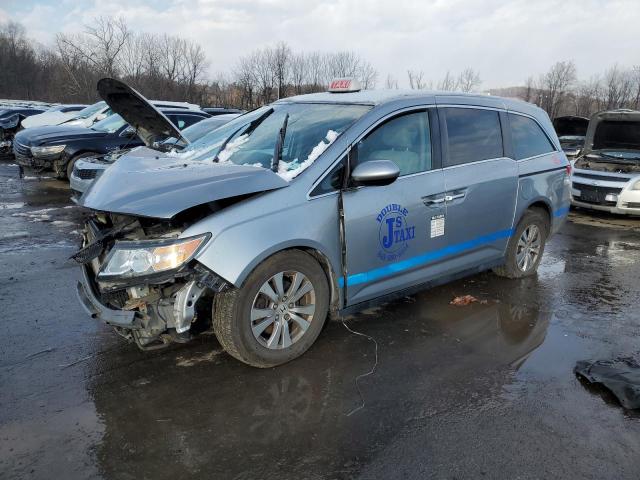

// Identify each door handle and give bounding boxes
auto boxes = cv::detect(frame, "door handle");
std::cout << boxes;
[444,193,465,201]
[422,195,445,206]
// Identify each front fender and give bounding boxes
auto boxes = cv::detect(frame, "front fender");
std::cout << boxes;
[185,194,342,289]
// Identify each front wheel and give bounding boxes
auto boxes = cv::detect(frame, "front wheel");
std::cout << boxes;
[493,208,549,279]
[213,250,329,368]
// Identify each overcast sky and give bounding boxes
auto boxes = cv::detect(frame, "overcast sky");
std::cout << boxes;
[1,0,639,88]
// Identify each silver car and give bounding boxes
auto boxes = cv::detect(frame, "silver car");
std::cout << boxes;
[75,78,570,367]
[571,109,640,215]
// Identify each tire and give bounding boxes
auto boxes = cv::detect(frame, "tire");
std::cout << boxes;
[58,152,97,181]
[493,208,549,279]
[213,250,329,368]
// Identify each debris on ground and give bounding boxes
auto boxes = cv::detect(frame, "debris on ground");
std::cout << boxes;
[574,357,640,410]
[450,295,487,306]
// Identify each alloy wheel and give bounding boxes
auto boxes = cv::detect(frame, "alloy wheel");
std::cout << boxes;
[250,271,316,349]
[516,224,542,272]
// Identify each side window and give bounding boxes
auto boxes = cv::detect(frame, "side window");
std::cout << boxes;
[443,107,503,166]
[509,113,556,160]
[310,159,345,197]
[355,111,431,176]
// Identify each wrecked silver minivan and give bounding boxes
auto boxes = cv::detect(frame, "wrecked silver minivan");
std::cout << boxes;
[571,109,640,215]
[75,78,569,367]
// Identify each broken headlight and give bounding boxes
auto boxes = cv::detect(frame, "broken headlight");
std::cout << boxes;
[97,234,210,279]
[31,144,66,157]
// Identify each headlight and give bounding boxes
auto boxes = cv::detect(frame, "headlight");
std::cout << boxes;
[31,144,66,157]
[632,178,640,190]
[98,234,210,279]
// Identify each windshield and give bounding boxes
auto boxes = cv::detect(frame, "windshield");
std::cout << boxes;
[175,103,371,180]
[593,120,640,152]
[75,102,106,120]
[92,114,127,133]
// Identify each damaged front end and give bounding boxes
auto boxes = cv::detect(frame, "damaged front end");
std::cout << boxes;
[73,213,227,350]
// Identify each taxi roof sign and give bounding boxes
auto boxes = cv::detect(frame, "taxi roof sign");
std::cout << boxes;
[328,78,361,93]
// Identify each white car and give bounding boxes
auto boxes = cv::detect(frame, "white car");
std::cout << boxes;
[571,109,640,216]
[21,104,87,128]
[62,100,202,128]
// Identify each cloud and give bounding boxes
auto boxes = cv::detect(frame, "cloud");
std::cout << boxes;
[4,0,640,88]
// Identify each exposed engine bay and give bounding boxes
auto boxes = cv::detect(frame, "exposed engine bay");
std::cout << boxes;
[73,210,228,350]
[575,155,640,174]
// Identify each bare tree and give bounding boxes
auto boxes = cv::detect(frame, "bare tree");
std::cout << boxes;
[358,60,377,89]
[632,65,640,110]
[523,76,535,103]
[385,74,399,89]
[457,68,481,93]
[538,60,577,118]
[438,71,457,91]
[603,64,634,109]
[407,70,427,89]
[270,41,291,99]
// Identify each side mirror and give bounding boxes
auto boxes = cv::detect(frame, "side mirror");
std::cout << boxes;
[350,160,400,187]
[121,126,137,138]
[95,113,107,122]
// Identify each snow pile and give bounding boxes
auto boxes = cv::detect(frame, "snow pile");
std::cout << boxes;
[165,140,224,162]
[217,134,249,163]
[278,130,338,182]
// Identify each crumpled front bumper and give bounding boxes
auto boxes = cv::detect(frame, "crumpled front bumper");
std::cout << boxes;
[76,265,138,328]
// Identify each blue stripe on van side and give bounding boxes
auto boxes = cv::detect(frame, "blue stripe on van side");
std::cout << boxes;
[553,206,570,217]
[338,227,515,288]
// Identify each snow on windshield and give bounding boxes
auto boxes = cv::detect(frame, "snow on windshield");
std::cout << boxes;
[218,134,250,163]
[278,130,339,181]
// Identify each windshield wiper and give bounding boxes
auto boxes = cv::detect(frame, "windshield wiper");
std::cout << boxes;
[271,113,289,172]
[213,107,273,163]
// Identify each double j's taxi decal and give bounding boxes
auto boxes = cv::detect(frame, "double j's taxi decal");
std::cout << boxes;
[376,203,415,261]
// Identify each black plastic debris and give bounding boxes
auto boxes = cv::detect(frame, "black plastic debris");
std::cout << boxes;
[575,357,640,410]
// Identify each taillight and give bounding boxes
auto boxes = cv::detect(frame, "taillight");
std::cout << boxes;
[566,164,572,176]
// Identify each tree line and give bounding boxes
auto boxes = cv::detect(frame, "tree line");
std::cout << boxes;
[1,17,640,119]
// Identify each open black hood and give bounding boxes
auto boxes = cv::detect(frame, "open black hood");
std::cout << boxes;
[97,78,187,147]
[553,116,589,137]
[583,109,640,155]
[79,148,289,219]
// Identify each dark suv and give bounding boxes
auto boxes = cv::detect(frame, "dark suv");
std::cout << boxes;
[14,108,209,179]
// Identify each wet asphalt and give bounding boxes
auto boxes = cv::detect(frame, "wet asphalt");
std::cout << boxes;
[1,162,640,480]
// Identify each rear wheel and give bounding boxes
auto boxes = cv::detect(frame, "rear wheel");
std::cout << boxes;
[493,208,549,279]
[213,250,329,368]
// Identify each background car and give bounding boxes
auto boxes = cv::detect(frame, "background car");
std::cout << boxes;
[0,106,48,160]
[14,107,210,179]
[203,107,245,116]
[571,109,640,215]
[61,100,203,128]
[71,113,239,195]
[553,116,589,161]
[21,104,87,128]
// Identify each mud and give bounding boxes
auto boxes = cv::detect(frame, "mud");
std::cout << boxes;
[1,166,639,479]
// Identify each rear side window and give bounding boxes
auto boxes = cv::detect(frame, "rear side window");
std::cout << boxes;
[443,108,503,166]
[509,113,555,160]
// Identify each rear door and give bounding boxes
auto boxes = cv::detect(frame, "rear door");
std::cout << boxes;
[342,109,448,305]
[438,106,518,271]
